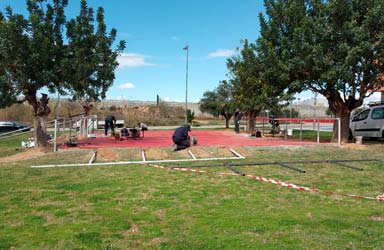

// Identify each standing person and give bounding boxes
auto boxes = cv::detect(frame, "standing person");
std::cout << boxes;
[137,122,148,137]
[234,108,243,133]
[104,115,116,136]
[172,125,191,151]
[137,122,148,131]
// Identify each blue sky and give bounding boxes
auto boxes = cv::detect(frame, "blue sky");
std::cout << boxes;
[1,1,381,104]
[0,0,265,102]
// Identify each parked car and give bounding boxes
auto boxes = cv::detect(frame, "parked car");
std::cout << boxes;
[0,121,32,134]
[349,102,384,139]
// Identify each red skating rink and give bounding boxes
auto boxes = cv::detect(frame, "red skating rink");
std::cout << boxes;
[59,130,318,149]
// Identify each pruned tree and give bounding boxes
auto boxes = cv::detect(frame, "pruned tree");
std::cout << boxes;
[63,0,125,135]
[227,40,290,132]
[187,109,195,124]
[258,0,384,142]
[199,80,236,128]
[0,0,125,146]
[0,0,68,146]
[64,0,125,116]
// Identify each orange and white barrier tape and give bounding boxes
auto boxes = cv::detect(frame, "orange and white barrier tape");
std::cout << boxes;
[148,164,383,202]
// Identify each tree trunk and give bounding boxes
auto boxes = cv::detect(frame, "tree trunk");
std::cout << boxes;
[332,108,351,143]
[222,112,232,129]
[34,116,48,147]
[326,90,362,144]
[80,104,94,136]
[225,118,230,128]
[26,92,51,147]
[247,110,258,132]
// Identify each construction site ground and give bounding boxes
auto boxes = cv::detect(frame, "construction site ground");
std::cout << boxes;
[58,129,317,149]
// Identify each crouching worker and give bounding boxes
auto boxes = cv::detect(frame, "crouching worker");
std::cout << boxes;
[172,125,191,151]
[120,127,129,137]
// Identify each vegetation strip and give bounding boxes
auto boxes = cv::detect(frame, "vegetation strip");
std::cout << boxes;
[148,164,383,202]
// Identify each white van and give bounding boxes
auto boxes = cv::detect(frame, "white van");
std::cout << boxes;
[349,102,384,139]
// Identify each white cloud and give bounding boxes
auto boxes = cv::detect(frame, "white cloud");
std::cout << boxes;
[208,49,235,58]
[117,82,135,89]
[106,96,127,100]
[171,36,180,41]
[365,92,381,104]
[117,53,155,68]
[119,32,134,38]
[161,96,182,102]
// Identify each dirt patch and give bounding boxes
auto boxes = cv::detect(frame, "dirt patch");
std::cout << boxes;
[340,143,368,150]
[216,146,234,157]
[121,224,140,237]
[115,148,142,161]
[96,148,118,162]
[144,147,170,160]
[197,146,232,158]
[230,146,249,157]
[188,147,212,158]
[154,209,166,219]
[171,148,191,159]
[149,237,167,245]
[370,216,384,221]
[0,148,48,164]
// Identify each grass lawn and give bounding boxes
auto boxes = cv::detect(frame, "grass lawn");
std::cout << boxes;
[0,132,35,158]
[0,142,383,250]
[292,129,333,142]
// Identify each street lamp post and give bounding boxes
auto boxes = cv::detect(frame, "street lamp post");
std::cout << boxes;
[183,45,189,125]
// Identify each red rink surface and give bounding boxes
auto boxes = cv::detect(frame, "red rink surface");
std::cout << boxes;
[59,130,317,149]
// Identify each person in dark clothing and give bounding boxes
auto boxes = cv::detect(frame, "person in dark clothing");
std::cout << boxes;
[269,115,280,130]
[172,125,191,151]
[120,127,129,137]
[234,109,243,133]
[104,115,116,136]
[269,115,280,135]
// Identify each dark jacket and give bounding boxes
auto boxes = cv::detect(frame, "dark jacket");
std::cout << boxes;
[105,115,116,123]
[234,111,243,121]
[173,125,190,139]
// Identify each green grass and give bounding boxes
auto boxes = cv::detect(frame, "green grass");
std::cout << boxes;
[0,144,383,249]
[292,129,333,141]
[0,132,34,158]
[250,127,332,142]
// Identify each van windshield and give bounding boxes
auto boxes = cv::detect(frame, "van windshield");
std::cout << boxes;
[355,109,370,121]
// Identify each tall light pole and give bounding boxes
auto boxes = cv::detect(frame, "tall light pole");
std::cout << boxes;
[183,45,189,125]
